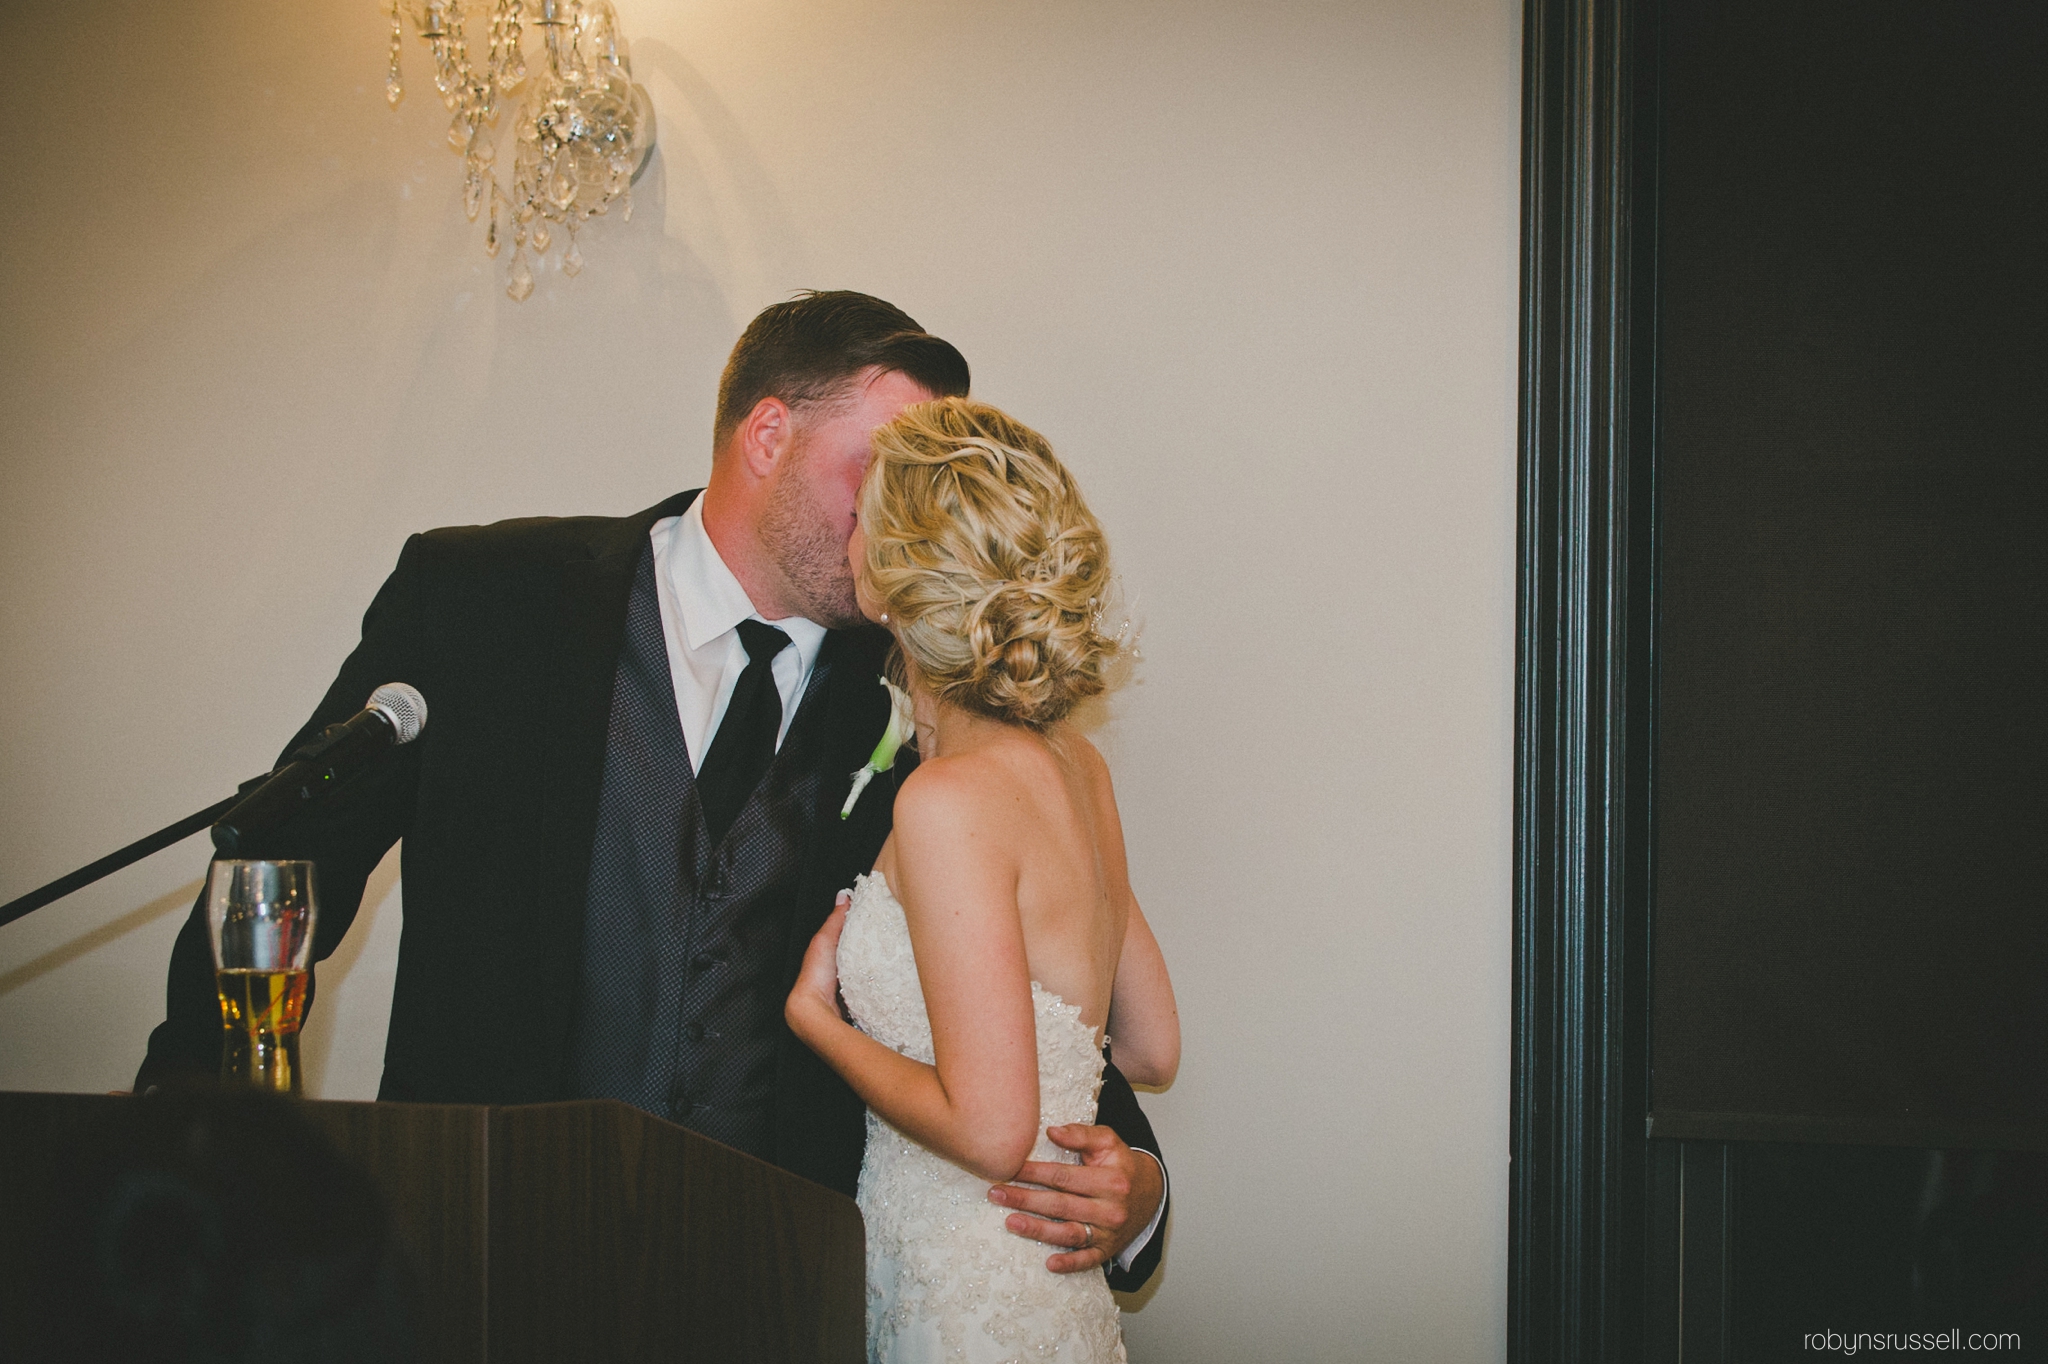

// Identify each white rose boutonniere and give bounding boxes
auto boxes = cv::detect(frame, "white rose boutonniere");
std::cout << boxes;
[840,676,916,819]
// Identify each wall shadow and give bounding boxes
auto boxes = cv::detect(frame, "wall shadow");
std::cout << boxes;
[0,880,200,1000]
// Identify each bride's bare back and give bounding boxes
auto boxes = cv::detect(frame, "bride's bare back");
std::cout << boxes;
[878,722,1124,1035]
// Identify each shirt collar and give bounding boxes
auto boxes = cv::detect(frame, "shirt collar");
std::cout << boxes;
[671,492,830,667]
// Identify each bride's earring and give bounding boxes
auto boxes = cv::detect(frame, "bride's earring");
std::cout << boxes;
[879,612,889,623]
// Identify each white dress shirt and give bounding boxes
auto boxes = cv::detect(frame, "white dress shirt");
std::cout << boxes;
[651,494,1164,1271]
[649,496,827,768]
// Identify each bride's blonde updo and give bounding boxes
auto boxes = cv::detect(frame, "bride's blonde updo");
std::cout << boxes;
[859,398,1121,728]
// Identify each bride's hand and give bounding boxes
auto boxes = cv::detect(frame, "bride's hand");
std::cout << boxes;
[785,893,853,1040]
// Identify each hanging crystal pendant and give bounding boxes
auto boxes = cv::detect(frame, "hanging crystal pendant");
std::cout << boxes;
[485,183,506,257]
[387,5,406,107]
[562,229,583,276]
[531,221,551,253]
[506,247,534,302]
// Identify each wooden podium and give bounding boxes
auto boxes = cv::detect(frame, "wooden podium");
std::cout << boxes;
[0,1091,864,1363]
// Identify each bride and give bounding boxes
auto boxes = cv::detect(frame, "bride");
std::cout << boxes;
[785,398,1180,1364]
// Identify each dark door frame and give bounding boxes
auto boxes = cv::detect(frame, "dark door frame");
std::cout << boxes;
[1510,0,1664,1359]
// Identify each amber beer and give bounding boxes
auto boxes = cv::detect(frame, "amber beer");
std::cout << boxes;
[216,965,312,1094]
[205,860,318,1095]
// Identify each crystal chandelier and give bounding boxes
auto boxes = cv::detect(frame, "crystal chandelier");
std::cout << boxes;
[385,0,655,301]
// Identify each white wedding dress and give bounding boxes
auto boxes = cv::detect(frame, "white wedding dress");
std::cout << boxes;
[836,872,1127,1364]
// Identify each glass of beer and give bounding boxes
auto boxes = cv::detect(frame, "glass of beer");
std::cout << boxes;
[205,859,317,1095]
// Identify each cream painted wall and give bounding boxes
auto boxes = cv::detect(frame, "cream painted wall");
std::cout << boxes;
[0,1,1519,1358]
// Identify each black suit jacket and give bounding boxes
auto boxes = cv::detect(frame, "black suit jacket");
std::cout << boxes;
[140,492,1165,1289]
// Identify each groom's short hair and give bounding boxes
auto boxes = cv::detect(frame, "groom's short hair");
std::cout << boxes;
[714,291,971,448]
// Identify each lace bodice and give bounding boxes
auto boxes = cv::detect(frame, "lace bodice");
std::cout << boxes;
[837,873,1126,1364]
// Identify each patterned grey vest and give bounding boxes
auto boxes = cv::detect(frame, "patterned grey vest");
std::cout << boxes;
[566,544,829,1157]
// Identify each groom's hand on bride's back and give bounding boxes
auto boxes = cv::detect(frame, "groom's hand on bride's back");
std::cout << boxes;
[986,1123,1165,1274]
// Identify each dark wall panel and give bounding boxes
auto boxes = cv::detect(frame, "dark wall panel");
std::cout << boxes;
[1651,0,2048,1144]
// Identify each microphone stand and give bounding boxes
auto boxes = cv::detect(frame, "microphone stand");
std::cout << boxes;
[0,776,268,930]
[3,688,424,930]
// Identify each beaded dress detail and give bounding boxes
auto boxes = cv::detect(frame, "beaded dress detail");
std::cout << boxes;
[836,873,1127,1364]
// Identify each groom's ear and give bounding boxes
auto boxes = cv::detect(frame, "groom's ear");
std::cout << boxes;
[733,395,796,480]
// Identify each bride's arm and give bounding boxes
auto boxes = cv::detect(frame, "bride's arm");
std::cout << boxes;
[1081,747,1179,1089]
[1107,898,1179,1088]
[785,761,1042,1184]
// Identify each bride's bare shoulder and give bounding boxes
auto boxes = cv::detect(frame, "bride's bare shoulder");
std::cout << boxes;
[892,731,1063,832]
[893,746,1014,828]
[1060,728,1113,783]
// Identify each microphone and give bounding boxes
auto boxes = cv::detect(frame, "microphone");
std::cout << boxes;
[211,683,428,856]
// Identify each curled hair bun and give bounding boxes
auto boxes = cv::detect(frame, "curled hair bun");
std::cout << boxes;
[860,399,1122,727]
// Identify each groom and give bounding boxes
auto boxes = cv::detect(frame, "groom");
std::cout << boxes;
[136,292,1166,1287]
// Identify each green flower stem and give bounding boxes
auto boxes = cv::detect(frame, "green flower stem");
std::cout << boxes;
[840,677,915,819]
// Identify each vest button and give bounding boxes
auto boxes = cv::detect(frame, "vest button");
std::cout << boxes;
[691,951,720,971]
[684,1021,705,1043]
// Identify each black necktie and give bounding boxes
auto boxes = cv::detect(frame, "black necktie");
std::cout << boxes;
[695,620,792,844]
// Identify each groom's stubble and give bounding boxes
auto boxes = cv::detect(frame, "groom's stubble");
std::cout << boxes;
[759,423,867,630]
[755,367,934,630]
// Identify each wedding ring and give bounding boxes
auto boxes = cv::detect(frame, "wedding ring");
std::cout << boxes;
[1078,1222,1094,1249]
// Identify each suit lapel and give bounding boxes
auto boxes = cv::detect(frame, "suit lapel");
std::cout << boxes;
[785,625,896,982]
[530,490,700,1083]
[770,623,897,1191]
